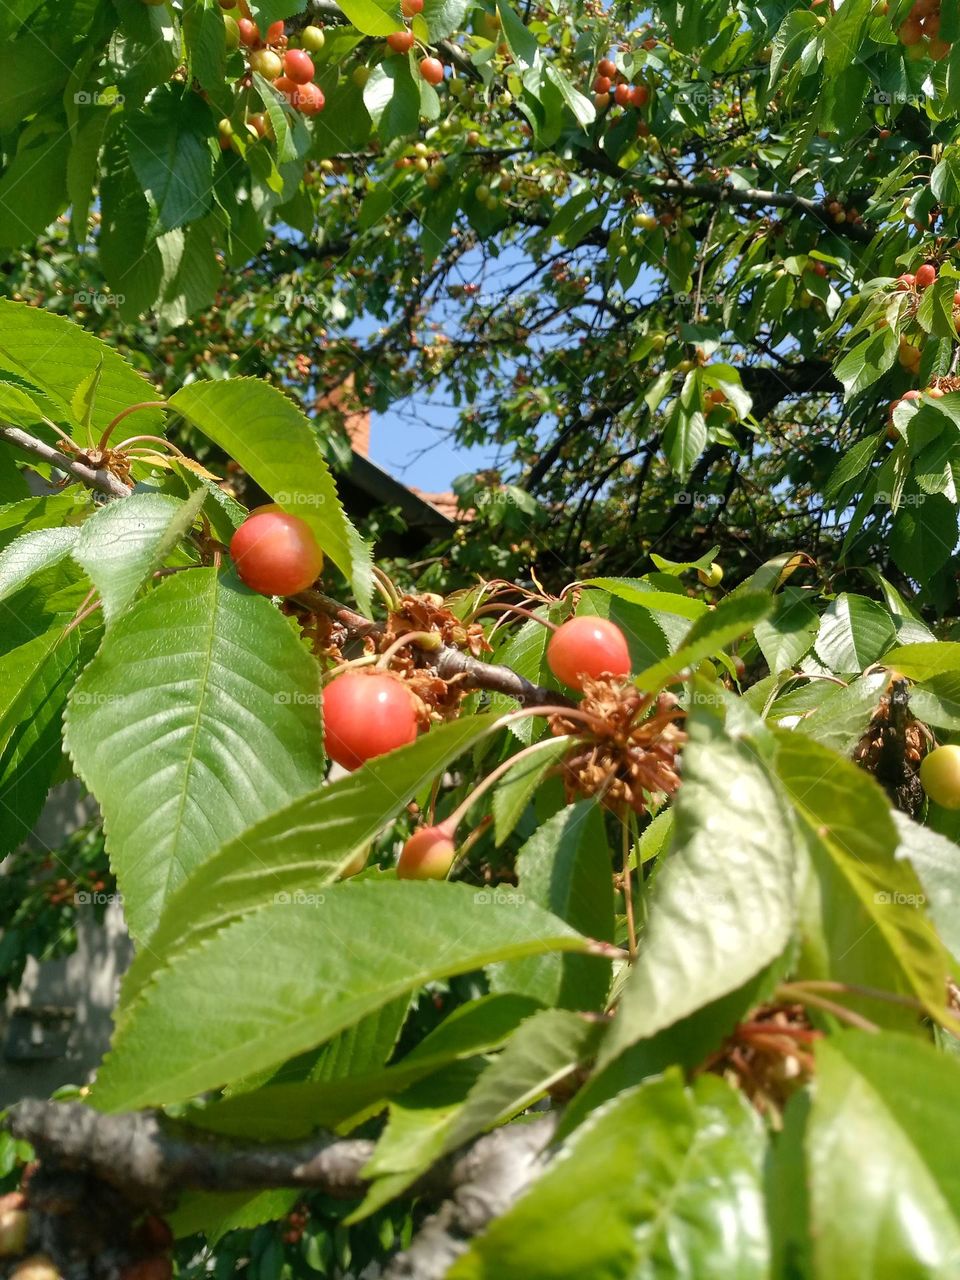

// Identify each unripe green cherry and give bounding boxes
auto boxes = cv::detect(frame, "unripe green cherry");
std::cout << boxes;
[224,13,240,49]
[301,24,326,52]
[698,562,723,587]
[920,745,960,809]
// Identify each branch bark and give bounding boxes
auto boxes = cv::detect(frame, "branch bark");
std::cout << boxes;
[0,425,132,499]
[1,424,570,709]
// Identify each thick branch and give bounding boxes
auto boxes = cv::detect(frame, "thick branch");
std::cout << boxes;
[8,1101,557,1248]
[384,1114,558,1279]
[0,425,132,499]
[298,590,572,708]
[8,1100,373,1206]
[575,154,873,244]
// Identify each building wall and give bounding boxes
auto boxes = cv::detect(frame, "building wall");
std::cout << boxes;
[0,785,130,1107]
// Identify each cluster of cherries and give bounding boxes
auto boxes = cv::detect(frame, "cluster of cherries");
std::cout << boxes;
[888,264,960,430]
[591,56,650,112]
[897,0,951,60]
[229,506,633,879]
[234,15,326,115]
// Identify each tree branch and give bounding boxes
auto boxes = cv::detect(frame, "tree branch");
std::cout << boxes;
[0,425,132,500]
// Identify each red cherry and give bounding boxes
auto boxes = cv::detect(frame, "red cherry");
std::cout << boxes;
[629,83,649,107]
[547,616,632,690]
[283,48,315,83]
[419,56,444,85]
[899,18,924,43]
[266,19,285,43]
[397,821,457,880]
[915,263,937,290]
[598,57,617,77]
[387,30,415,52]
[613,83,632,105]
[322,671,419,770]
[895,272,916,291]
[238,17,260,46]
[593,74,612,93]
[294,81,325,113]
[229,511,324,595]
[402,0,424,13]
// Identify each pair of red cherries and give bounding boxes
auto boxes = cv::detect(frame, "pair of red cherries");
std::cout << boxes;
[230,507,632,876]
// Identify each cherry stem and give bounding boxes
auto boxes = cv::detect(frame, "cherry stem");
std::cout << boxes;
[372,565,402,612]
[471,602,558,631]
[494,702,609,737]
[376,630,442,668]
[446,735,574,836]
[42,418,79,449]
[97,402,170,451]
[621,821,637,962]
[453,814,493,863]
[774,985,880,1034]
[112,435,187,458]
[779,979,924,1012]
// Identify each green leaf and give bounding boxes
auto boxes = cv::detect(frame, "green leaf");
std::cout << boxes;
[662,396,707,481]
[71,490,206,623]
[794,671,889,755]
[822,0,870,74]
[0,126,70,251]
[67,105,113,245]
[809,1032,960,1278]
[121,713,503,1005]
[599,710,795,1068]
[931,149,960,206]
[449,1072,769,1280]
[357,1009,601,1218]
[492,801,614,1012]
[194,993,542,1140]
[893,811,960,962]
[634,591,772,694]
[0,442,29,505]
[0,300,164,439]
[883,641,960,679]
[0,32,69,132]
[183,0,227,92]
[91,882,590,1110]
[497,0,540,69]
[776,734,953,1030]
[424,0,468,39]
[363,57,420,143]
[336,0,402,36]
[63,569,326,943]
[126,86,214,234]
[0,527,80,604]
[890,493,958,584]
[169,378,372,612]
[754,587,819,672]
[492,736,571,845]
[544,64,595,127]
[0,626,89,859]
[814,592,897,674]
